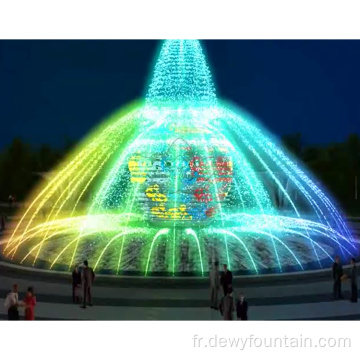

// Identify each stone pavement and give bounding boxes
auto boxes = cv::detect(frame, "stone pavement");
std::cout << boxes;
[1,263,360,320]
[1,297,360,321]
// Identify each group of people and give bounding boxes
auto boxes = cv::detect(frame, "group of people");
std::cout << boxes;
[209,255,358,322]
[4,284,36,320]
[71,260,95,309]
[4,259,95,321]
[210,262,248,321]
[332,256,358,302]
[4,256,357,321]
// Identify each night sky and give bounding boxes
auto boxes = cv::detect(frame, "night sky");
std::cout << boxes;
[0,40,360,149]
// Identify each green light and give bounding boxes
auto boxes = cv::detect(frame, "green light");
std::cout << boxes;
[3,40,358,276]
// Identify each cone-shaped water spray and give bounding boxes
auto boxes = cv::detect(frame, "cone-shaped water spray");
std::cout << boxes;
[146,40,217,108]
[2,40,358,276]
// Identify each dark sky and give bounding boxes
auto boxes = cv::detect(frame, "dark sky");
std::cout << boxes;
[0,40,359,149]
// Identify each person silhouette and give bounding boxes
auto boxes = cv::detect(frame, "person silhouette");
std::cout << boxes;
[332,255,344,300]
[81,260,95,308]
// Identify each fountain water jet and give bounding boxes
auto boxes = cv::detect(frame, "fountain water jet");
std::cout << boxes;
[2,40,358,276]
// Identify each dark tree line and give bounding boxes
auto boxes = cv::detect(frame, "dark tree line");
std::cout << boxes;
[0,138,75,202]
[281,133,360,214]
[0,134,359,214]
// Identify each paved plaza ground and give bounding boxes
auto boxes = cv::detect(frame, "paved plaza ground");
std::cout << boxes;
[1,261,360,320]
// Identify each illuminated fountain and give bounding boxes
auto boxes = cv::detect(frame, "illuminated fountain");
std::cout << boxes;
[2,40,359,276]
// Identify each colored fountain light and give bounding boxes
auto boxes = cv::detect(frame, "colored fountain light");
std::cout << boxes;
[2,40,359,276]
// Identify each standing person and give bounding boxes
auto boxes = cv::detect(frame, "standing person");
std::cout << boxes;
[22,287,36,320]
[220,264,233,296]
[8,194,13,208]
[236,293,248,320]
[349,258,358,303]
[332,255,344,300]
[72,265,82,303]
[219,286,235,320]
[81,260,95,309]
[210,261,220,309]
[4,284,19,320]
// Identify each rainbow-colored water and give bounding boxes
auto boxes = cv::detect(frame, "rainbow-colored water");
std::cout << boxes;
[2,40,358,276]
